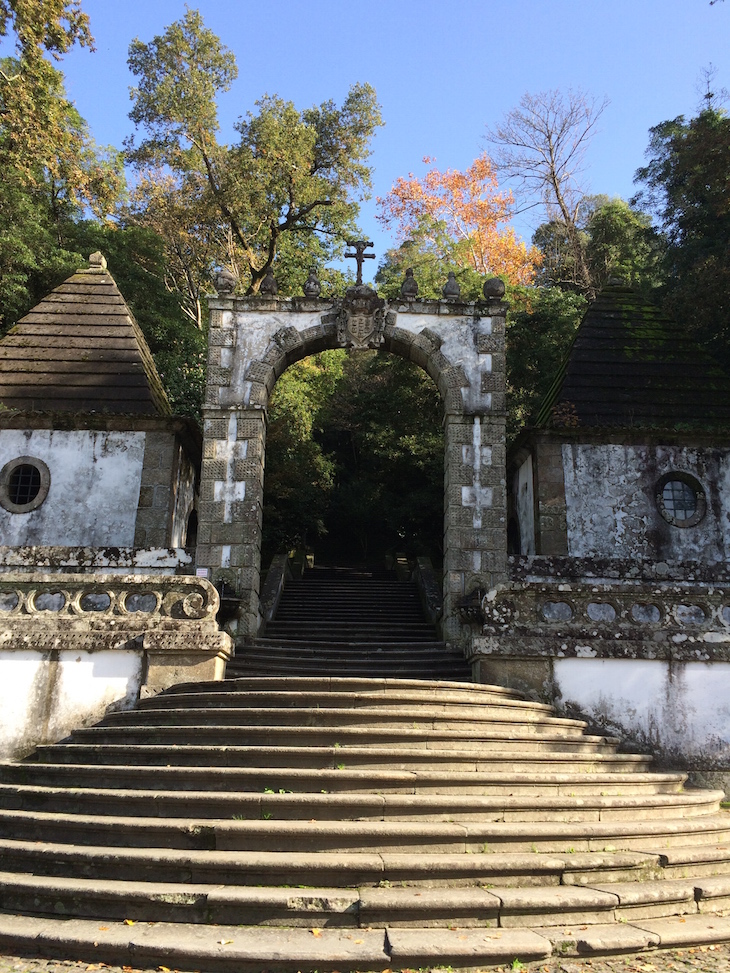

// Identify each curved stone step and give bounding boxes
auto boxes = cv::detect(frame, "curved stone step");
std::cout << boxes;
[0,759,687,793]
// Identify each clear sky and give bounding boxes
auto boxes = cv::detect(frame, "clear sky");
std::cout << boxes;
[49,0,730,282]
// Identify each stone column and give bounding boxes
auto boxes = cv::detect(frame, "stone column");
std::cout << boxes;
[441,296,508,643]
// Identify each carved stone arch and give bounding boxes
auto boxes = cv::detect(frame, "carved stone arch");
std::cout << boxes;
[198,295,508,646]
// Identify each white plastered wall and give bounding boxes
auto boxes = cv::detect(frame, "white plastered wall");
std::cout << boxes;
[0,429,145,547]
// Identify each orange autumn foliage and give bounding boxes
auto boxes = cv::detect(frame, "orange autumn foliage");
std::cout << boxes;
[376,153,541,285]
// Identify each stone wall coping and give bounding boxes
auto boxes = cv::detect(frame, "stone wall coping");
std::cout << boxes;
[510,555,730,585]
[478,579,730,659]
[208,295,508,318]
[0,547,193,571]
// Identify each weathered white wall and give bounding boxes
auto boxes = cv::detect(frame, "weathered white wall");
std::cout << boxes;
[0,648,143,759]
[555,656,730,771]
[515,455,535,555]
[562,443,730,562]
[170,444,197,548]
[0,430,145,547]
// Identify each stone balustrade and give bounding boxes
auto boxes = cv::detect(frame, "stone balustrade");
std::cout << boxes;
[0,573,233,760]
[477,580,730,660]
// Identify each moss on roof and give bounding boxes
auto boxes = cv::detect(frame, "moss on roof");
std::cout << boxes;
[534,282,730,430]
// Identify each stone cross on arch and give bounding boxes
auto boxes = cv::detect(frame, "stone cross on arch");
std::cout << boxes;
[345,240,375,285]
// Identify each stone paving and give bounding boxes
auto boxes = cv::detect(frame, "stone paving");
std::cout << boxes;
[3,944,730,973]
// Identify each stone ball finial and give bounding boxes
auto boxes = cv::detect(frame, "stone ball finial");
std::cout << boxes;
[260,268,278,296]
[400,267,419,300]
[483,277,505,300]
[214,266,237,296]
[303,268,321,298]
[88,251,107,273]
[442,270,461,300]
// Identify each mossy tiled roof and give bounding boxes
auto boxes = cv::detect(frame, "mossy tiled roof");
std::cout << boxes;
[0,253,171,415]
[535,282,730,429]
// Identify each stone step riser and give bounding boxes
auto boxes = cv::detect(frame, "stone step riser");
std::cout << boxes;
[229,665,472,678]
[0,881,703,929]
[0,849,656,889]
[0,795,716,823]
[29,748,653,774]
[140,689,532,708]
[0,765,686,794]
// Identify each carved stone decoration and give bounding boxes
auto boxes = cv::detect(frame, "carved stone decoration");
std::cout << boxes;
[303,268,321,298]
[483,277,506,299]
[260,269,278,296]
[335,283,388,350]
[442,271,461,300]
[214,266,237,296]
[401,267,419,299]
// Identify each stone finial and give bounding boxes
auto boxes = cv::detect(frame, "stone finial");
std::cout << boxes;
[214,266,237,296]
[260,268,278,296]
[87,252,107,273]
[483,277,505,299]
[303,268,321,298]
[442,271,461,300]
[400,267,419,300]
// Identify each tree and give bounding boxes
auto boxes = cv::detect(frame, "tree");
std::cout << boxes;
[633,102,730,365]
[375,153,540,291]
[126,10,382,296]
[506,287,587,440]
[0,1,94,182]
[486,89,609,297]
[532,195,664,297]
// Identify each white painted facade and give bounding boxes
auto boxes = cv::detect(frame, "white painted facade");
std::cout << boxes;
[555,656,730,770]
[0,429,145,547]
[0,646,143,759]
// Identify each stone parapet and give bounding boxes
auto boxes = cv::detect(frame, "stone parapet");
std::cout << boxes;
[0,547,193,575]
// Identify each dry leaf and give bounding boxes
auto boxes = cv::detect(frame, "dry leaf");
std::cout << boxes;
[353,939,363,944]
[123,919,135,926]
[217,939,233,946]
[311,928,323,938]
[159,967,172,972]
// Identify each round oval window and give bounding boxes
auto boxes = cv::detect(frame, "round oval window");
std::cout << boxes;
[0,456,51,513]
[656,472,706,528]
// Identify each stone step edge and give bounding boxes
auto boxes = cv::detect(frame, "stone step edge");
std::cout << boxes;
[2,761,687,787]
[210,675,517,693]
[5,913,730,972]
[0,801,724,839]
[3,871,725,922]
[0,785,709,812]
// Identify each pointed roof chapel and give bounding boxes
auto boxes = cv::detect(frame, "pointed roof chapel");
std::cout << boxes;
[0,252,171,415]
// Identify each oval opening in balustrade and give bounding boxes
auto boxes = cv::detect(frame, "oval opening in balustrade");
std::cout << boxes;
[675,604,706,625]
[631,603,661,624]
[124,592,158,614]
[587,602,617,623]
[34,591,65,612]
[723,607,730,626]
[541,601,573,622]
[0,591,19,611]
[80,592,112,613]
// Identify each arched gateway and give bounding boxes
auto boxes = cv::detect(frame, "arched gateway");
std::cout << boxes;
[196,269,508,648]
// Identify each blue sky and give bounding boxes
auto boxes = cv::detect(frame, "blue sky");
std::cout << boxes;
[50,0,730,282]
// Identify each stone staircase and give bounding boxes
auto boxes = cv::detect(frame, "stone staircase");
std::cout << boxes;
[228,568,471,680]
[1,675,730,970]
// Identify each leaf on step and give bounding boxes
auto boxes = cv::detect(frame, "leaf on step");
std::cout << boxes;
[311,928,323,937]
[217,939,234,946]
[123,919,135,926]
[353,939,363,944]
[158,966,172,971]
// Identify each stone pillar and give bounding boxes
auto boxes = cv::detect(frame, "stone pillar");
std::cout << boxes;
[197,408,266,638]
[441,295,508,644]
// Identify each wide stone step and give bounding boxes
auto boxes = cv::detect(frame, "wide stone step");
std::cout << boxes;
[0,760,687,794]
[29,739,654,773]
[0,787,718,823]
[2,872,721,928]
[228,661,472,679]
[214,674,488,695]
[0,838,666,886]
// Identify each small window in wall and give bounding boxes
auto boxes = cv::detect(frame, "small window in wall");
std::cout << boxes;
[656,472,706,528]
[0,456,51,513]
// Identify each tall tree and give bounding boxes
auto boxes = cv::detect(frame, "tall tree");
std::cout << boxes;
[486,89,608,297]
[533,195,664,297]
[126,10,382,296]
[633,101,730,365]
[376,153,540,291]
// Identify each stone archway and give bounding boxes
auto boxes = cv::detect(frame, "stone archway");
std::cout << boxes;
[196,283,508,646]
